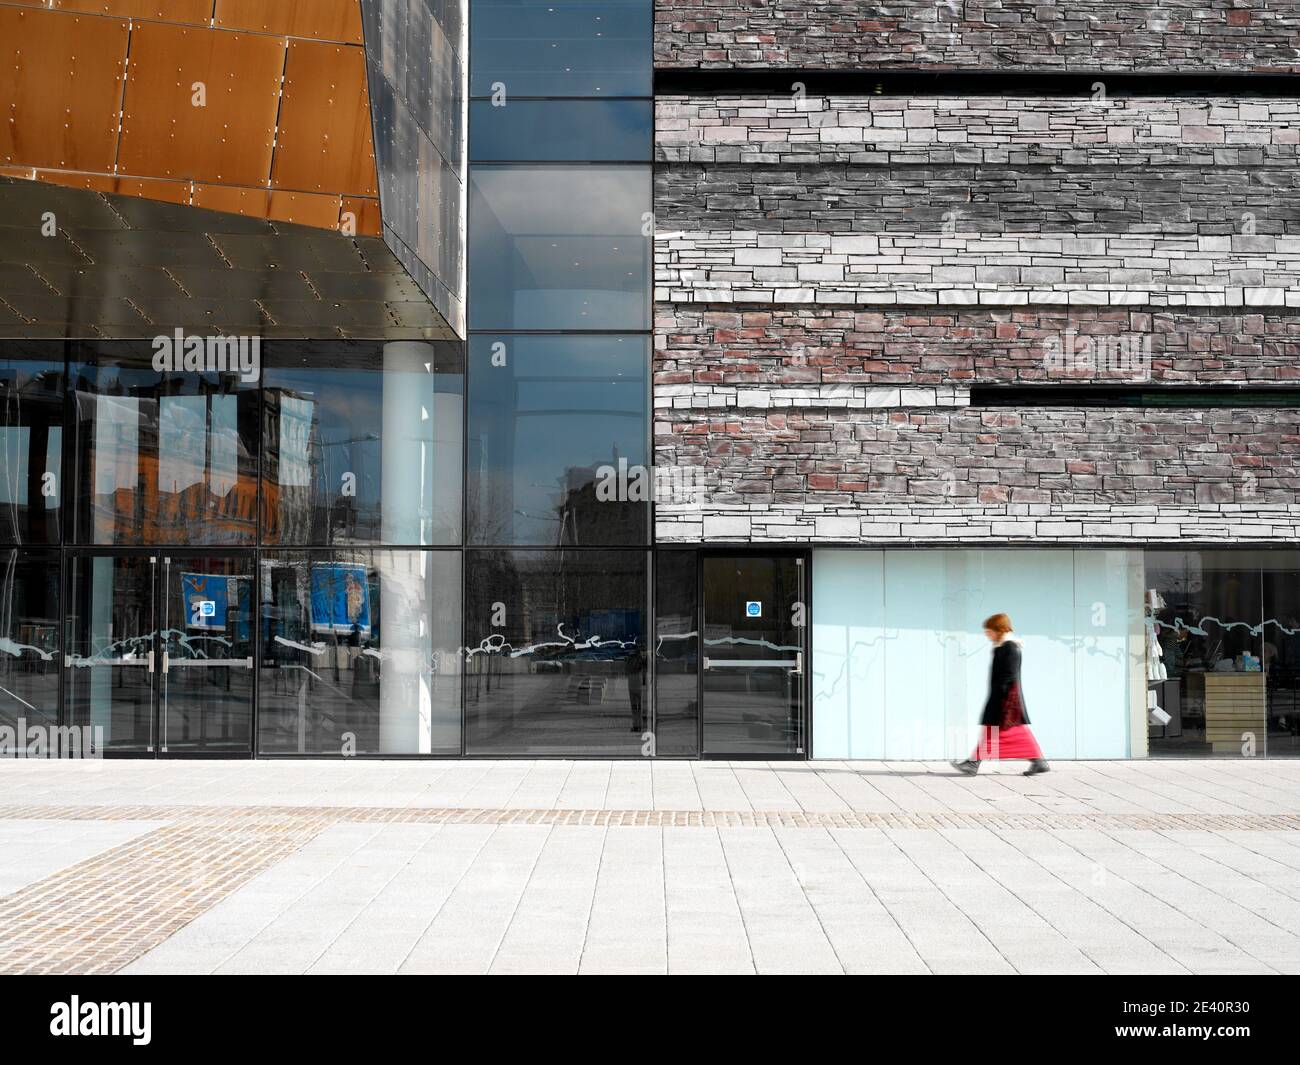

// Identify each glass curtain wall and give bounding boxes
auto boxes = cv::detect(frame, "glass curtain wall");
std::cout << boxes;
[256,341,464,755]
[466,0,656,755]
[1,340,467,758]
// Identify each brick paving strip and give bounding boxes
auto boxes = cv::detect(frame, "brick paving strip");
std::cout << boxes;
[0,804,1298,831]
[0,811,336,974]
[1,804,1296,974]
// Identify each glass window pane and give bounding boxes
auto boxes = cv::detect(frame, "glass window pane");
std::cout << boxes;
[258,550,462,755]
[464,549,647,755]
[1262,552,1300,757]
[470,100,652,161]
[0,548,60,747]
[469,165,651,330]
[69,345,258,546]
[262,342,463,546]
[470,0,652,97]
[0,353,63,545]
[468,335,648,546]
[66,553,155,751]
[1147,549,1267,757]
[654,549,699,756]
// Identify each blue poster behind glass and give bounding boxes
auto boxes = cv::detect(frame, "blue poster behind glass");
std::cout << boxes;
[309,564,372,635]
[181,572,229,630]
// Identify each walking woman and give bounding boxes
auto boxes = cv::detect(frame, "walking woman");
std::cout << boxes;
[952,613,1049,776]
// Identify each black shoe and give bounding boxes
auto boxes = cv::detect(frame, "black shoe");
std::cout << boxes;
[951,759,979,776]
[1023,759,1050,776]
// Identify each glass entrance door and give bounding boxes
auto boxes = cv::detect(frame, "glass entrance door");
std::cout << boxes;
[158,555,254,753]
[701,555,806,757]
[66,552,254,754]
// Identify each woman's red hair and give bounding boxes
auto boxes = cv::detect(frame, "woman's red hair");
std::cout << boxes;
[983,613,1013,635]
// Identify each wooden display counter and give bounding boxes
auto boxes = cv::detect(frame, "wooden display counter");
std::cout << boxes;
[1203,673,1266,754]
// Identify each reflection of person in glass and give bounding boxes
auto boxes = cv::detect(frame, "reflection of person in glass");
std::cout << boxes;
[625,641,647,733]
[952,613,1050,777]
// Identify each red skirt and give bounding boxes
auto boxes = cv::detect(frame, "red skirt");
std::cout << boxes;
[971,725,1043,762]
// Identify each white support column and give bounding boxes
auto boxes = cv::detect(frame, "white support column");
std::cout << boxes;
[379,342,435,752]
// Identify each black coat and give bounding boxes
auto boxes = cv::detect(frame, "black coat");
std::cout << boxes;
[980,640,1031,727]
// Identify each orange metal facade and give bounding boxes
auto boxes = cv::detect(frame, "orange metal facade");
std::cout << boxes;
[0,2,381,235]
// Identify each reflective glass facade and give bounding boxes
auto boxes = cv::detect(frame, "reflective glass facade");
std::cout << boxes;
[463,0,655,755]
[1,343,464,757]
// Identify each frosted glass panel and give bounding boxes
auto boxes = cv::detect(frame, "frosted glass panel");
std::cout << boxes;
[1074,550,1143,758]
[812,549,1141,760]
[811,550,884,759]
[883,551,974,759]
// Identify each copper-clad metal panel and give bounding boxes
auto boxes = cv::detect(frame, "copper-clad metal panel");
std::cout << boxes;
[214,0,365,44]
[0,8,128,171]
[30,1,213,25]
[33,170,192,204]
[192,184,347,230]
[341,196,383,237]
[119,23,286,187]
[271,40,378,197]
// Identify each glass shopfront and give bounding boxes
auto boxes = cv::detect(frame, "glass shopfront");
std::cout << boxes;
[812,549,1147,761]
[1146,550,1300,758]
[258,550,461,756]
[810,548,1300,760]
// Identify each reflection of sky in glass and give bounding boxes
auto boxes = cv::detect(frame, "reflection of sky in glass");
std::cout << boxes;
[470,0,652,97]
[470,100,651,161]
[469,336,647,544]
[0,427,29,504]
[469,166,651,330]
[268,370,385,536]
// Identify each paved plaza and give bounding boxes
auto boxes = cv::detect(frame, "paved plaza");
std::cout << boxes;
[1,759,1298,975]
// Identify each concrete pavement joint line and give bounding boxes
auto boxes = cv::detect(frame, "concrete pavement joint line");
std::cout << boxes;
[0,806,1296,831]
[824,827,933,974]
[1076,827,1290,972]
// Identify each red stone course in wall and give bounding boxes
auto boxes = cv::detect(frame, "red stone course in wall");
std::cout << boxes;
[656,307,1300,389]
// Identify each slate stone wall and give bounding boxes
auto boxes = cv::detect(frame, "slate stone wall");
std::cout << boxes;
[655,0,1300,72]
[651,22,1300,543]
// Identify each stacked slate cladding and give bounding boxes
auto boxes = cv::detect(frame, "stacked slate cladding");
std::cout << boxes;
[651,12,1300,544]
[654,0,1300,71]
